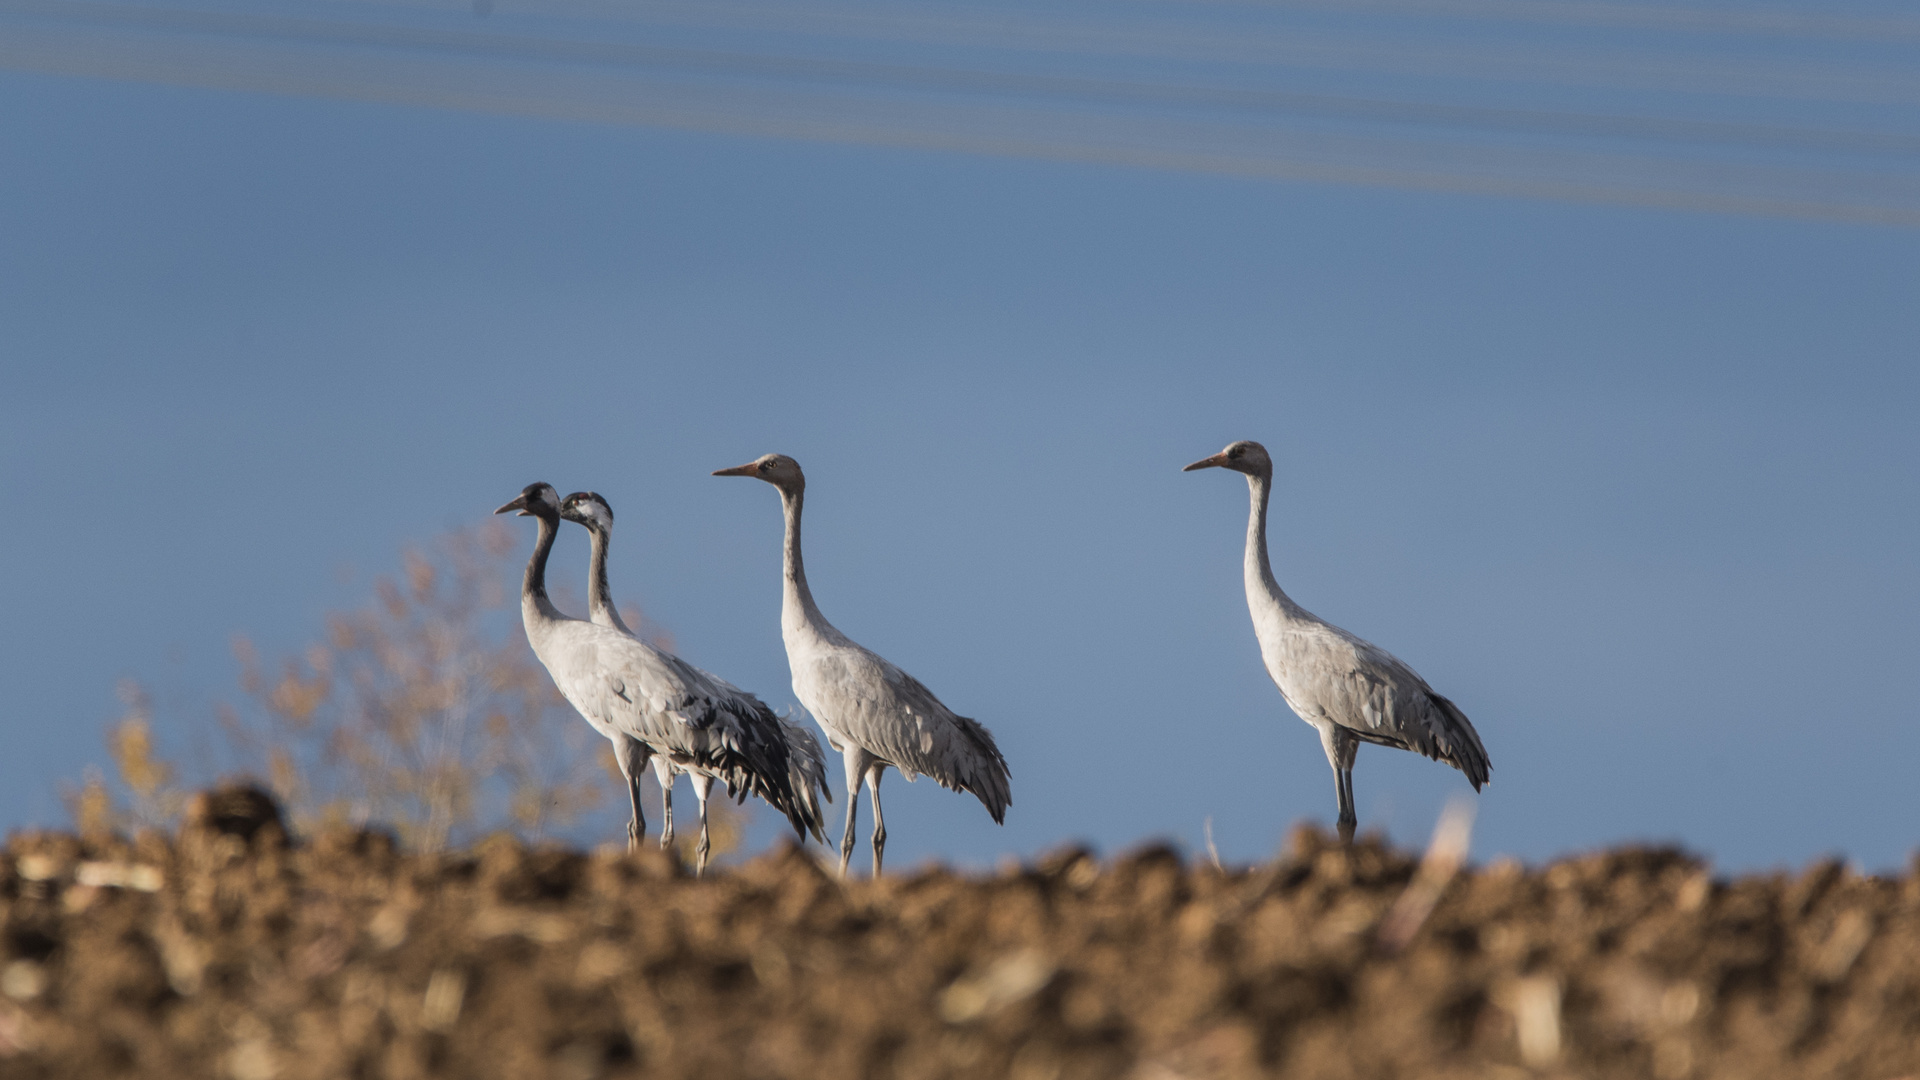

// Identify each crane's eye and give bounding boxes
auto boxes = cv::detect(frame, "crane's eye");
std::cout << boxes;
[759,461,773,473]
[1228,447,1242,458]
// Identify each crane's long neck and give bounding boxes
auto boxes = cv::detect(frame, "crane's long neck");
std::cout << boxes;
[779,487,835,640]
[1244,471,1302,626]
[522,512,565,626]
[585,525,633,635]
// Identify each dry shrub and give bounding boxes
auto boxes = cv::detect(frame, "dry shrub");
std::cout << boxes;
[68,520,748,858]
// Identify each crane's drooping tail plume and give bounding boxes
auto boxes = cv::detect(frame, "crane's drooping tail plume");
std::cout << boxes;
[1428,693,1490,792]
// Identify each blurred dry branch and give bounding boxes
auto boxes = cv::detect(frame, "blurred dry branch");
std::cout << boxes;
[68,520,746,857]
[1375,795,1477,954]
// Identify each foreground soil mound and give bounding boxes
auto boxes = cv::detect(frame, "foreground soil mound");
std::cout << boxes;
[1,788,1916,1080]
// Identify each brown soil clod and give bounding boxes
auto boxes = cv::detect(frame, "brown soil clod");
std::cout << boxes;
[1,790,1916,1080]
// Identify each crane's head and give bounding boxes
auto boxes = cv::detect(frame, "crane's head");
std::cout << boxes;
[1183,440,1272,477]
[559,491,614,533]
[494,482,561,519]
[713,453,804,492]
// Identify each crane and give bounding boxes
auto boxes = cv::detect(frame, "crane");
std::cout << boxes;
[1183,441,1490,843]
[558,490,829,865]
[713,454,1010,877]
[495,482,817,872]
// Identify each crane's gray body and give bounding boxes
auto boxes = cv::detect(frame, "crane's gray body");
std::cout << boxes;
[1242,523,1489,786]
[783,609,1010,818]
[523,612,772,765]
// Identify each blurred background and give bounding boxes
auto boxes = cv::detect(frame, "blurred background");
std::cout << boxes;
[2,0,1916,871]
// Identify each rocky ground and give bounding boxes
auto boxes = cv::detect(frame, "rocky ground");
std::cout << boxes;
[1,786,1916,1080]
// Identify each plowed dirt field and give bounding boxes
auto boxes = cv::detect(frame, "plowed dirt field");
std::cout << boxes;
[2,787,1916,1080]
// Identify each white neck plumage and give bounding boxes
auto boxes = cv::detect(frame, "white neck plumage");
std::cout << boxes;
[779,486,836,640]
[1243,469,1303,627]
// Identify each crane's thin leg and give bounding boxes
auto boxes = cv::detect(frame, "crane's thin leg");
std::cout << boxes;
[690,773,716,877]
[1336,768,1356,845]
[613,737,648,854]
[868,764,888,879]
[627,772,647,853]
[651,756,677,849]
[1318,724,1359,845]
[838,746,873,878]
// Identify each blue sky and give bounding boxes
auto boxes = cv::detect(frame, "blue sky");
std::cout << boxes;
[3,1,1917,872]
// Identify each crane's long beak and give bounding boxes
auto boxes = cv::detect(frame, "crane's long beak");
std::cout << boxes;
[1183,452,1229,472]
[711,463,758,477]
[494,494,530,515]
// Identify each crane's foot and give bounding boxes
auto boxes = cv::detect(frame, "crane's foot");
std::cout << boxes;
[1337,818,1356,846]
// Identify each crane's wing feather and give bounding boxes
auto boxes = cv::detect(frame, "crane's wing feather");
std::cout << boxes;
[773,711,832,842]
[694,665,834,842]
[541,622,815,834]
[802,645,1011,823]
[1275,622,1491,790]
